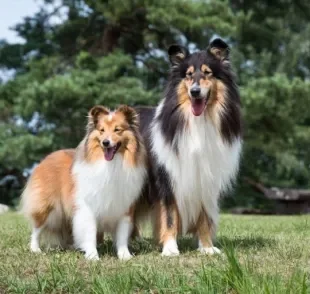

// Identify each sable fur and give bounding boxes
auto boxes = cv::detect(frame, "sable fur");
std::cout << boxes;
[22,105,146,260]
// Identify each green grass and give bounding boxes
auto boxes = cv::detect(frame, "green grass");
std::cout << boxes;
[1,213,310,293]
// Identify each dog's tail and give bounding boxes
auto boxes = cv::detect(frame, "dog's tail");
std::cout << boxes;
[19,174,34,219]
[20,172,73,250]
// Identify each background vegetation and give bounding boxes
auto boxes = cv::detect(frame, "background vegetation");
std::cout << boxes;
[1,0,310,207]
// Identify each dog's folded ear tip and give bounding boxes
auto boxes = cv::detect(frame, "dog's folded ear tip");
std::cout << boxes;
[209,38,229,49]
[168,45,189,66]
[89,105,109,117]
[208,38,230,61]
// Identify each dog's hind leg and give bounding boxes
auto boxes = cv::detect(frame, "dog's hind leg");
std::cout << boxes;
[30,226,45,253]
[196,210,221,255]
[29,209,51,253]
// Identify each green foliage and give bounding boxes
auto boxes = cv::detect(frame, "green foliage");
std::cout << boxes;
[0,0,310,206]
[242,75,310,187]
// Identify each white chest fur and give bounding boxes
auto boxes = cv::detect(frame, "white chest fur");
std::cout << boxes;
[151,101,242,233]
[72,154,146,230]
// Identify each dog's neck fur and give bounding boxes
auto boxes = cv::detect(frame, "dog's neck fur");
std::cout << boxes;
[72,137,146,231]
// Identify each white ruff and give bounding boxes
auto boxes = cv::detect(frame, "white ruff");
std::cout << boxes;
[151,100,242,234]
[72,154,146,232]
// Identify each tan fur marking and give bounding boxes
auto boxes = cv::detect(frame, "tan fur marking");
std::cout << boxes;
[186,66,194,75]
[199,78,212,89]
[123,131,139,167]
[32,210,51,228]
[154,200,180,245]
[194,210,214,248]
[84,131,104,163]
[176,52,185,59]
[126,204,136,218]
[201,64,212,73]
[207,80,227,132]
[210,47,225,60]
[177,80,191,116]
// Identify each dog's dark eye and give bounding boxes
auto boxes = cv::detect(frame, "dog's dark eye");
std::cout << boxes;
[114,127,121,132]
[100,128,104,133]
[204,70,212,75]
[186,72,193,78]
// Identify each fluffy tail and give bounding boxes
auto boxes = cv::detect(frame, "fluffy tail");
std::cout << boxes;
[20,175,73,250]
[19,176,34,219]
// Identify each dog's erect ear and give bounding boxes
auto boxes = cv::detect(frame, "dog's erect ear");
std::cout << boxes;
[207,38,230,62]
[168,45,189,67]
[117,105,139,128]
[88,105,109,126]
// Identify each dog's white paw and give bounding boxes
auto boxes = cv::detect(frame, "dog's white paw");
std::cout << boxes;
[85,250,99,261]
[30,245,42,253]
[117,248,133,261]
[198,246,221,255]
[161,239,180,257]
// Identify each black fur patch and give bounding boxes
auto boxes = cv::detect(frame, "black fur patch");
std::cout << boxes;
[156,165,175,206]
[136,106,176,205]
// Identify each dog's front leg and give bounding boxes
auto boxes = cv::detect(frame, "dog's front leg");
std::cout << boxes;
[115,211,134,261]
[155,200,180,256]
[73,201,99,260]
[196,210,221,255]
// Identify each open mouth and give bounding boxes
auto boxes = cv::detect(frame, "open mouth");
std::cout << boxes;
[190,98,207,116]
[103,142,121,161]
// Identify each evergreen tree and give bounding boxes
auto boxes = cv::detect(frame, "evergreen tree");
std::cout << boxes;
[0,0,309,207]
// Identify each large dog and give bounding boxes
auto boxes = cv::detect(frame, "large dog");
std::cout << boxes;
[137,38,242,256]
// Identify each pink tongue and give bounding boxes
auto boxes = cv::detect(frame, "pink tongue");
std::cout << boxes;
[191,99,206,116]
[104,148,115,161]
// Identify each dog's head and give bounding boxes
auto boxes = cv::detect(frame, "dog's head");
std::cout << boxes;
[168,38,230,116]
[87,105,139,161]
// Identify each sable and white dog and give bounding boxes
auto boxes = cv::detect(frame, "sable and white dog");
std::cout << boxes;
[22,105,146,260]
[137,38,242,256]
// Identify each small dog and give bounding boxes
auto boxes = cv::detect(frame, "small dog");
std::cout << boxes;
[22,105,146,260]
[136,38,242,256]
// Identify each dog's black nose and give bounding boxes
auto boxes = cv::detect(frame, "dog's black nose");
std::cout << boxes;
[190,87,201,97]
[102,140,110,147]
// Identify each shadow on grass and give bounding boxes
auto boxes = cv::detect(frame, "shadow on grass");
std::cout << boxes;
[97,237,158,257]
[177,235,276,253]
[96,234,276,257]
[97,239,115,257]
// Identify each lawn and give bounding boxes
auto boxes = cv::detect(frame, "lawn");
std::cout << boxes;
[0,212,310,293]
